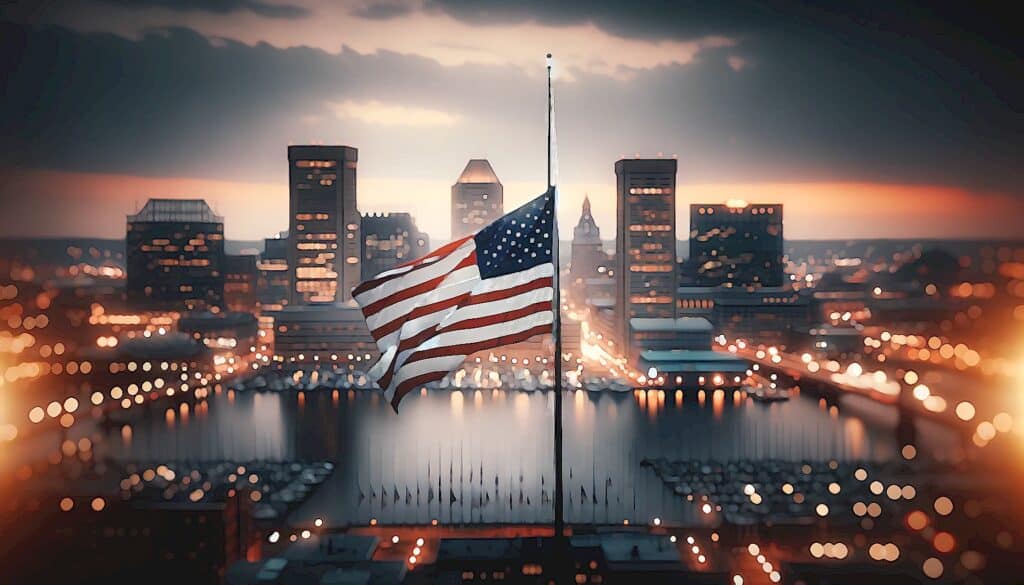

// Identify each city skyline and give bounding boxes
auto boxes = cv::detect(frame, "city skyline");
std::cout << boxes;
[3,4,1024,581]
[2,2,1023,241]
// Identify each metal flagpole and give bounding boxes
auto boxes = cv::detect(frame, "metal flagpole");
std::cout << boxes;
[547,52,565,542]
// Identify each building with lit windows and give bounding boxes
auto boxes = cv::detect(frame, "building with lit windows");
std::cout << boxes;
[179,310,259,351]
[257,234,289,313]
[360,212,429,281]
[614,158,678,359]
[126,198,225,311]
[273,304,377,365]
[287,145,360,305]
[689,202,784,288]
[223,254,258,313]
[451,159,502,240]
[711,285,811,348]
[7,491,253,585]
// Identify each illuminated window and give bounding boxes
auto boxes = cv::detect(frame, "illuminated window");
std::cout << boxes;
[295,160,336,168]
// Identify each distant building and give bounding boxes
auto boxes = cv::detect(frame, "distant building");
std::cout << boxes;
[178,311,259,352]
[9,493,253,585]
[287,145,360,305]
[223,254,258,313]
[614,158,678,359]
[273,304,377,366]
[675,284,812,348]
[360,212,429,281]
[433,534,720,584]
[711,285,811,348]
[451,159,502,240]
[227,534,406,585]
[689,202,784,288]
[257,234,289,313]
[629,316,713,356]
[570,196,611,303]
[126,198,225,311]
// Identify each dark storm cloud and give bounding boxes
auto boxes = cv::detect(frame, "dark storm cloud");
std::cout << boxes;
[99,0,309,19]
[0,21,545,182]
[430,0,1023,112]
[0,3,1022,195]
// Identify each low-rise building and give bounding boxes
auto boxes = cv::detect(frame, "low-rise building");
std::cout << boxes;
[273,304,377,367]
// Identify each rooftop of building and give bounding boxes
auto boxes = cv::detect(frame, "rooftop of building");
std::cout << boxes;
[128,198,222,224]
[630,317,713,332]
[275,302,368,322]
[595,533,682,564]
[287,144,358,161]
[281,534,379,563]
[614,157,678,171]
[436,537,521,561]
[81,331,208,361]
[639,350,749,373]
[178,310,258,329]
[691,201,783,211]
[455,159,501,184]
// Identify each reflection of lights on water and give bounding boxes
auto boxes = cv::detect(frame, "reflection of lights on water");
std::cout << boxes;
[450,390,464,416]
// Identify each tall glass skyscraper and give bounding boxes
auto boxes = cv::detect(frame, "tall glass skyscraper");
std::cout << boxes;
[287,145,360,305]
[614,158,678,358]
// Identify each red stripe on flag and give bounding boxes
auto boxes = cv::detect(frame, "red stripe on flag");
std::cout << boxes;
[359,251,477,318]
[374,281,553,389]
[389,370,447,412]
[406,301,552,352]
[370,291,471,340]
[458,276,553,307]
[368,275,551,342]
[352,235,473,298]
[390,323,553,410]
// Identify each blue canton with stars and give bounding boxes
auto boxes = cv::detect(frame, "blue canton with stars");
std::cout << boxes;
[474,188,555,279]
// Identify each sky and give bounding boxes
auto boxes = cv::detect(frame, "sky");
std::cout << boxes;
[1,0,1021,243]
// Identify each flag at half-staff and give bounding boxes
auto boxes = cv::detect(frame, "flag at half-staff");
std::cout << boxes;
[353,188,556,411]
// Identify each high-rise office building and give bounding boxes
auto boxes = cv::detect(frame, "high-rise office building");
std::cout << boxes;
[257,234,289,313]
[614,158,678,357]
[360,212,429,281]
[689,202,784,288]
[126,198,225,311]
[287,145,360,305]
[451,159,502,240]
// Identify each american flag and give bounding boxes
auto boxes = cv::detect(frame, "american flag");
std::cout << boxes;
[354,189,556,411]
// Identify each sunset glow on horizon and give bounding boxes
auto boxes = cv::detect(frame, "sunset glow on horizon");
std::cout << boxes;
[2,167,1020,242]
